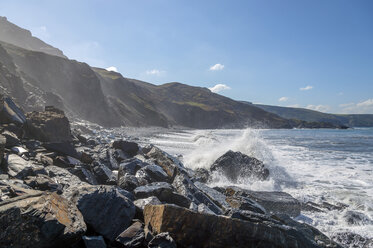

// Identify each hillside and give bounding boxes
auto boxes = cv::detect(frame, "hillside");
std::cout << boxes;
[255,104,373,127]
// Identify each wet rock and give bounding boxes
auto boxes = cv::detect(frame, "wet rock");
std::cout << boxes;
[2,130,20,148]
[83,236,107,248]
[118,174,140,191]
[331,232,373,248]
[113,221,145,248]
[223,186,300,217]
[119,158,146,176]
[92,161,116,185]
[134,182,191,208]
[0,134,5,164]
[43,141,80,159]
[144,204,341,248]
[191,168,210,183]
[210,150,269,182]
[194,181,231,211]
[172,172,222,215]
[6,154,46,179]
[24,174,62,192]
[134,196,162,211]
[135,164,169,183]
[25,106,72,142]
[198,203,216,215]
[343,210,373,225]
[148,232,176,248]
[0,192,86,248]
[66,185,136,241]
[0,96,26,125]
[112,140,139,157]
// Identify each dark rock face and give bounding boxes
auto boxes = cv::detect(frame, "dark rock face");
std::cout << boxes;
[118,174,140,192]
[114,221,145,248]
[43,141,80,158]
[0,192,86,248]
[343,210,373,225]
[211,150,269,182]
[144,204,341,248]
[2,130,20,148]
[112,140,139,157]
[134,182,191,208]
[136,164,169,183]
[0,134,5,164]
[118,159,146,176]
[148,232,177,248]
[134,196,162,211]
[66,185,136,241]
[26,106,72,142]
[82,236,107,248]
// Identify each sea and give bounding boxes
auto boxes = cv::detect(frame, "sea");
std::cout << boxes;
[133,127,373,239]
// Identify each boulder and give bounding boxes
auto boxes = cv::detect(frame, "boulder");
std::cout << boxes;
[6,154,46,179]
[0,192,86,248]
[191,168,210,183]
[92,161,116,185]
[113,221,145,248]
[148,232,176,248]
[26,106,72,142]
[144,204,341,248]
[0,179,38,201]
[172,172,222,215]
[2,130,20,148]
[134,182,191,208]
[118,174,140,191]
[83,236,107,248]
[45,165,88,190]
[66,185,136,241]
[0,96,26,125]
[194,181,231,211]
[68,165,98,185]
[118,158,146,176]
[135,164,169,183]
[112,140,139,157]
[331,232,373,248]
[43,141,80,158]
[23,174,62,192]
[0,134,5,164]
[134,196,162,211]
[223,186,301,217]
[210,150,269,182]
[343,210,373,225]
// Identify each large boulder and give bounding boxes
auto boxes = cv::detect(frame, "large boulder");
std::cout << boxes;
[210,150,269,182]
[6,154,46,179]
[113,221,145,248]
[26,106,72,142]
[144,204,341,248]
[2,130,20,148]
[0,192,86,248]
[135,164,169,183]
[66,185,136,241]
[0,96,26,125]
[112,140,139,157]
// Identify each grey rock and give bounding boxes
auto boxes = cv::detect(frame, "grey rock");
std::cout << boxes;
[0,134,5,164]
[114,221,145,248]
[198,203,216,215]
[118,174,140,192]
[136,164,169,183]
[112,140,139,157]
[191,167,210,183]
[148,232,176,248]
[210,150,269,182]
[0,96,26,125]
[134,182,191,208]
[119,158,147,176]
[93,161,116,185]
[83,236,107,248]
[45,165,88,190]
[68,165,98,185]
[0,179,37,201]
[194,181,231,211]
[6,154,46,179]
[43,141,80,158]
[66,185,136,241]
[331,232,373,248]
[134,196,162,211]
[343,210,373,225]
[2,130,20,148]
[23,174,62,192]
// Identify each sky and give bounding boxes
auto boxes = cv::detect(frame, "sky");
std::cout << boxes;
[1,0,373,114]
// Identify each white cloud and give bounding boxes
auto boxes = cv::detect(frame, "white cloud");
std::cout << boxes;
[278,97,289,102]
[31,25,50,39]
[300,85,313,91]
[306,104,330,112]
[146,69,165,76]
[106,66,118,72]
[209,63,224,71]
[209,84,231,93]
[340,99,373,114]
[287,104,301,108]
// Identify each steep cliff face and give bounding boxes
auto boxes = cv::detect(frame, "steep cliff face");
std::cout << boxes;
[0,16,66,58]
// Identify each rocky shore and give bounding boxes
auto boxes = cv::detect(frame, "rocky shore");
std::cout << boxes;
[0,96,371,248]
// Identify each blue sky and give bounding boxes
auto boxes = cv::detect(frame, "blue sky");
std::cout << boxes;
[2,0,373,114]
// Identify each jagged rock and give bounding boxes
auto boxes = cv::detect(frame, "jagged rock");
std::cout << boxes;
[0,134,5,164]
[43,141,80,159]
[135,164,169,183]
[10,146,28,155]
[144,145,185,179]
[92,161,116,185]
[45,165,88,190]
[134,182,191,208]
[343,210,373,225]
[113,221,145,248]
[134,196,162,211]
[210,150,269,182]
[26,106,72,142]
[118,174,140,191]
[0,179,38,201]
[53,155,74,168]
[194,181,231,211]
[148,232,176,248]
[119,158,147,176]
[198,203,216,215]
[66,185,136,241]
[107,149,120,170]
[222,186,300,217]
[0,96,26,125]
[81,151,94,164]
[225,194,266,214]
[144,204,341,248]
[23,174,62,192]
[0,192,86,248]
[68,165,98,185]
[191,168,210,183]
[331,232,373,248]
[302,201,348,213]
[172,172,222,215]
[112,140,139,157]
[2,130,20,148]
[6,154,46,179]
[83,236,107,248]
[35,153,54,166]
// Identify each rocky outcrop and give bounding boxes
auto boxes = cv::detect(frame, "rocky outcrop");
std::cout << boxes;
[0,192,86,248]
[144,204,341,248]
[210,150,269,182]
[0,95,26,125]
[26,106,72,142]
